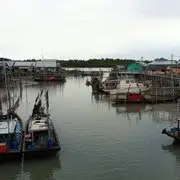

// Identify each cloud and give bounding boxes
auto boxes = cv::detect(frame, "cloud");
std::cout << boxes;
[137,0,180,18]
[0,0,180,60]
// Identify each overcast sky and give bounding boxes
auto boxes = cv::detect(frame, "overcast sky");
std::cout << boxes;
[0,0,180,60]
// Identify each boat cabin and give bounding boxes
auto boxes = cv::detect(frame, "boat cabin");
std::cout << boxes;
[29,118,49,132]
[25,116,55,150]
[0,119,21,153]
[103,80,119,89]
[117,79,144,88]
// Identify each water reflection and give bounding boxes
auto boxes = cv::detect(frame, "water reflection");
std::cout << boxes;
[0,161,22,180]
[23,155,61,180]
[162,143,180,163]
[92,94,116,103]
[25,81,66,93]
[114,104,153,114]
[91,94,180,123]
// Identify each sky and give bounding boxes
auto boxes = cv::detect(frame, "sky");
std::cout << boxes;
[0,0,180,60]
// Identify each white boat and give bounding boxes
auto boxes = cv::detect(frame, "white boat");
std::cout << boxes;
[102,78,151,95]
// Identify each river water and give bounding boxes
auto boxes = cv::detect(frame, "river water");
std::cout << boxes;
[1,76,180,180]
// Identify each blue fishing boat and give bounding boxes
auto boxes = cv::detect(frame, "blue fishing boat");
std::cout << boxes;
[0,63,23,160]
[23,89,60,157]
[0,113,23,160]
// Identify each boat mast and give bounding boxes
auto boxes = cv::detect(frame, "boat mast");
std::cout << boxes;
[45,89,50,139]
[41,49,51,139]
[4,62,11,111]
[178,119,180,130]
[3,61,11,147]
[41,48,46,83]
[0,96,2,116]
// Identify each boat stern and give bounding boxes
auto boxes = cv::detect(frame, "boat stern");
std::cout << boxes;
[162,128,166,134]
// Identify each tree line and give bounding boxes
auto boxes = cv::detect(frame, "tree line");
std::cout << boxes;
[58,59,152,67]
[19,58,152,67]
[59,59,152,67]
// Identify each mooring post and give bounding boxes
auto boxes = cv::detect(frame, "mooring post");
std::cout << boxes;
[177,98,180,111]
[156,89,157,104]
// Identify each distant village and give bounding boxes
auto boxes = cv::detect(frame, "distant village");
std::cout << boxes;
[0,57,180,78]
[0,58,62,77]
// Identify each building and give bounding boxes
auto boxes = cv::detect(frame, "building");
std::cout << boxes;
[35,60,57,73]
[150,58,177,66]
[112,65,125,71]
[146,65,168,75]
[12,59,62,74]
[13,61,36,73]
[127,63,145,72]
[146,58,179,75]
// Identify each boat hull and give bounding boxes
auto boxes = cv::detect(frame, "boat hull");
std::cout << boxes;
[112,92,179,105]
[162,128,180,142]
[0,112,24,162]
[23,147,60,158]
[112,98,178,105]
[104,87,151,95]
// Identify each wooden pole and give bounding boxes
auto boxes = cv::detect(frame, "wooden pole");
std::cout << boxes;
[156,89,157,104]
[178,120,180,130]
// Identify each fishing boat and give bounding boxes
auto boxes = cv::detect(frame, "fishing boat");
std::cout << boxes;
[112,92,180,105]
[0,112,23,160]
[162,119,180,142]
[102,78,151,95]
[23,89,60,157]
[0,64,23,160]
[33,73,66,82]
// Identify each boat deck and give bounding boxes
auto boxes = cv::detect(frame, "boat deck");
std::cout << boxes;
[28,115,52,132]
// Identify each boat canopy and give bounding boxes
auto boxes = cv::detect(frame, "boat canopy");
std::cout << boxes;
[0,120,17,134]
[29,117,49,132]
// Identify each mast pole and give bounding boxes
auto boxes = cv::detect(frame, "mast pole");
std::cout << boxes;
[45,89,50,139]
[40,49,50,139]
[0,96,2,116]
[4,61,10,147]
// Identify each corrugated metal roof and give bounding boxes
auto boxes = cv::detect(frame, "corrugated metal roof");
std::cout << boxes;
[150,60,177,65]
[35,61,56,68]
[13,61,36,67]
[147,65,168,70]
[13,60,57,68]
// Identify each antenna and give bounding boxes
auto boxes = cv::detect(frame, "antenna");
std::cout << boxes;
[41,48,45,71]
[171,53,173,61]
[40,49,51,139]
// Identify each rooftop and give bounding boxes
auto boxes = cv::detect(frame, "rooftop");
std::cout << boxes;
[13,61,36,67]
[35,61,57,68]
[147,65,168,70]
[150,60,177,65]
